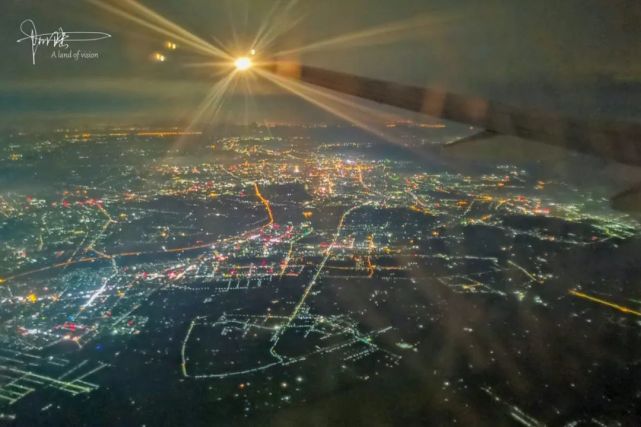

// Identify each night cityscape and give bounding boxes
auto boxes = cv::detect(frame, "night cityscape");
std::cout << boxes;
[1,0,641,425]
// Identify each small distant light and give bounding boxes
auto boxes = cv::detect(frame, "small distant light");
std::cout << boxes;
[165,41,177,50]
[250,49,256,56]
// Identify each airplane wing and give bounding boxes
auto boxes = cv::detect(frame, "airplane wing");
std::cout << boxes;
[264,62,641,168]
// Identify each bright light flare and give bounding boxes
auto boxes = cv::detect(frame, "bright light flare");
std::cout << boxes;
[234,56,252,71]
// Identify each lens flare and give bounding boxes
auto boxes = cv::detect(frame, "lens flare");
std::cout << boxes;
[234,56,252,71]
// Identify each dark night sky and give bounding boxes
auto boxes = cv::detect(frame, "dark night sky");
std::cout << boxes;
[1,0,640,128]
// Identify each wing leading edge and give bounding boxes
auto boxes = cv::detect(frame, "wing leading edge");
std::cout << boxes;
[264,62,641,168]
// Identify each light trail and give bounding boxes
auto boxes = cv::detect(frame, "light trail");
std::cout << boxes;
[64,230,91,268]
[77,258,118,315]
[269,203,365,362]
[356,164,370,193]
[2,222,267,283]
[84,204,117,255]
[90,248,113,260]
[366,256,375,278]
[0,366,94,395]
[283,203,365,328]
[569,289,641,317]
[107,277,139,313]
[366,234,376,278]
[279,240,295,278]
[254,182,274,226]
[64,203,115,267]
[181,316,204,377]
[182,311,395,379]
[135,131,202,137]
[508,260,542,285]
[277,229,311,278]
[4,260,89,282]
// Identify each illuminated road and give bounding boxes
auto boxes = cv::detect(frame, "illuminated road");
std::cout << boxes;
[569,289,641,317]
[254,182,274,226]
[282,203,366,330]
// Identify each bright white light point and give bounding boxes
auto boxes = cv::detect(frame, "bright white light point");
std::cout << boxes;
[234,56,252,71]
